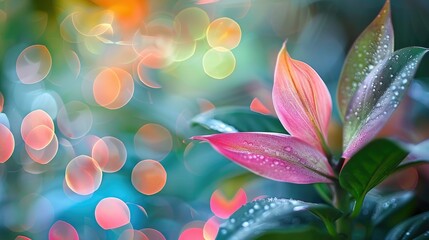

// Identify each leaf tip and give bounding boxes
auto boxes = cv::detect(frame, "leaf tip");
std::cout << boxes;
[279,40,291,60]
[380,0,391,17]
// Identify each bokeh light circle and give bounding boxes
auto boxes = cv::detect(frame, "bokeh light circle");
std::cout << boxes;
[15,236,31,240]
[203,48,236,79]
[60,13,81,43]
[174,7,210,40]
[0,92,4,112]
[171,40,197,62]
[92,136,127,173]
[71,10,114,37]
[178,228,204,240]
[203,217,220,240]
[131,160,167,195]
[26,133,58,164]
[210,188,247,219]
[133,15,176,69]
[16,45,52,84]
[93,68,121,106]
[206,18,241,50]
[118,229,149,240]
[141,228,166,240]
[21,110,55,150]
[95,197,130,230]
[65,155,102,195]
[93,68,135,109]
[0,123,14,163]
[49,220,79,240]
[134,124,172,160]
[57,101,93,139]
[31,91,61,119]
[65,50,81,80]
[136,62,162,88]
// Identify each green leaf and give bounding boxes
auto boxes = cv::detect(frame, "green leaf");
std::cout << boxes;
[216,198,342,240]
[386,212,429,240]
[342,47,428,159]
[337,0,393,119]
[339,139,409,216]
[191,107,286,133]
[371,191,416,226]
[314,184,332,204]
[255,226,335,240]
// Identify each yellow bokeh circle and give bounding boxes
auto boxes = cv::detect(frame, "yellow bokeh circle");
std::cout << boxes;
[206,17,241,50]
[203,47,236,80]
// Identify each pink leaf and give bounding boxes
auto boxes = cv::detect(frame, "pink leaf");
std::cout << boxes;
[192,132,334,184]
[272,42,332,153]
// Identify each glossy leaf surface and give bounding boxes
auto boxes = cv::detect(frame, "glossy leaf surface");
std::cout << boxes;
[273,42,332,152]
[217,198,342,240]
[386,212,429,240]
[192,133,334,184]
[372,191,415,226]
[343,47,428,159]
[191,107,285,133]
[337,0,393,118]
[340,139,408,214]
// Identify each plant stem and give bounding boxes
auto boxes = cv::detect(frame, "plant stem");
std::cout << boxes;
[332,183,352,239]
[322,217,338,238]
[335,158,346,173]
[351,197,364,218]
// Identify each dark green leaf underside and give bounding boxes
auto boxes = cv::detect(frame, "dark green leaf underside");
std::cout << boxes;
[191,107,286,133]
[371,191,415,226]
[255,225,335,240]
[386,212,429,240]
[216,198,341,240]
